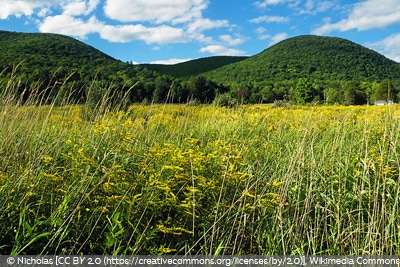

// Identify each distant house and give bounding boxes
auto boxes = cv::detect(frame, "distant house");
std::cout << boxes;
[375,100,394,105]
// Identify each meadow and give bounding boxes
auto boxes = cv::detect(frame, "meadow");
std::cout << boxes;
[1,92,400,255]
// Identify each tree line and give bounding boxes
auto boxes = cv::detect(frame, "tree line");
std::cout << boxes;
[218,78,399,105]
[1,61,398,106]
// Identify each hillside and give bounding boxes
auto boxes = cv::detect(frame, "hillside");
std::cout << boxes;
[205,35,400,86]
[0,30,116,63]
[141,56,249,78]
[0,30,125,77]
[0,30,183,104]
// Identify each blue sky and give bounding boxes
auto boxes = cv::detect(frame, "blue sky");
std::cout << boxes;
[0,0,399,64]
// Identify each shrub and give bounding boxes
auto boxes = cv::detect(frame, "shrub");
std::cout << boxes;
[212,93,237,107]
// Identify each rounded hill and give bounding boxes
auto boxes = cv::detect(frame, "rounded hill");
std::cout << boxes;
[204,35,400,86]
[0,30,178,104]
[0,30,120,69]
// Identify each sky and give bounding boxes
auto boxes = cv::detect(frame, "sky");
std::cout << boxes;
[0,0,399,64]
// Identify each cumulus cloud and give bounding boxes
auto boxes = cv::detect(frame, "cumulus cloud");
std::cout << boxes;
[0,0,101,19]
[31,0,231,47]
[39,15,100,38]
[312,0,400,34]
[367,34,400,62]
[62,0,99,16]
[100,24,186,44]
[187,18,230,33]
[199,45,245,56]
[103,0,207,24]
[40,14,186,44]
[186,18,233,47]
[2,0,243,55]
[219,35,245,46]
[37,6,52,17]
[0,0,60,19]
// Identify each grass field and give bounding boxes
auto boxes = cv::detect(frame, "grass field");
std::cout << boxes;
[1,97,400,254]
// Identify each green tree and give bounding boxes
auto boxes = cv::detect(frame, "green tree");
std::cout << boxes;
[187,76,216,103]
[325,87,344,104]
[372,79,397,102]
[343,81,367,105]
[152,77,170,103]
[260,85,275,102]
[294,78,314,104]
[236,85,250,103]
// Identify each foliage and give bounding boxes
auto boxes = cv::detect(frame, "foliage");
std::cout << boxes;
[186,76,229,103]
[212,93,237,107]
[372,79,397,102]
[293,78,318,104]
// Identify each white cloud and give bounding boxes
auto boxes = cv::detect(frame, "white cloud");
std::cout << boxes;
[62,0,99,16]
[254,0,288,9]
[100,0,233,47]
[183,18,232,46]
[100,24,186,44]
[37,6,52,17]
[39,15,100,38]
[187,18,229,33]
[249,15,290,24]
[40,14,187,44]
[0,0,60,19]
[253,0,336,15]
[219,35,245,46]
[62,1,87,16]
[0,0,100,19]
[367,34,400,62]
[103,0,207,24]
[199,45,245,56]
[297,0,335,15]
[31,0,231,46]
[150,58,193,64]
[2,0,242,55]
[312,0,400,34]
[270,32,288,45]
[255,27,271,40]
[253,28,287,44]
[87,0,99,14]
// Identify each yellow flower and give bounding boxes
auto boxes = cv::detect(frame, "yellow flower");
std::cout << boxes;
[158,245,176,254]
[42,155,53,164]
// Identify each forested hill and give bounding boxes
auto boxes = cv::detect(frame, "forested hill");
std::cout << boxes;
[204,35,400,87]
[141,56,249,78]
[0,30,115,61]
[0,30,124,76]
[0,30,187,104]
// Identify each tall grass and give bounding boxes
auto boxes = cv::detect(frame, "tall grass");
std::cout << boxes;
[0,74,399,255]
